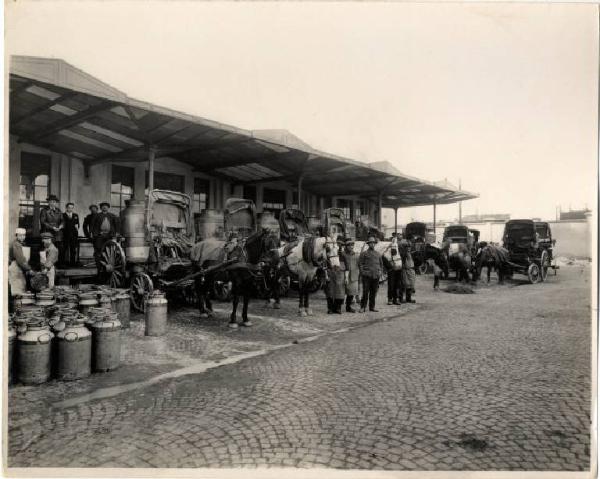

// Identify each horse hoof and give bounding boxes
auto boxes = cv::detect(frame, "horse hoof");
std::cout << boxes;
[273,303,281,310]
[299,310,307,317]
[228,322,239,329]
[199,313,209,319]
[306,308,314,316]
[242,321,253,327]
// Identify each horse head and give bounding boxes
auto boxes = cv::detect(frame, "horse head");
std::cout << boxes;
[322,236,340,268]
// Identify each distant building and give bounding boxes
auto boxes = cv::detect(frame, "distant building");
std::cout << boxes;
[461,213,510,223]
[559,209,591,221]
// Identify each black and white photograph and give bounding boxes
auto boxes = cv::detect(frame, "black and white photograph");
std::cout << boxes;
[3,1,597,476]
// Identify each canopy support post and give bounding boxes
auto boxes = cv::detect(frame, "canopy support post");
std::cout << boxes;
[433,198,437,237]
[298,174,304,210]
[377,192,383,229]
[148,146,156,192]
[394,206,398,236]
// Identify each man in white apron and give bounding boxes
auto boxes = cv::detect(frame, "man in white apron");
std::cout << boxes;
[40,232,59,288]
[8,228,31,296]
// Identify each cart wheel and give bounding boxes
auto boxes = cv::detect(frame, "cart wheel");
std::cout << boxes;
[540,250,549,282]
[278,274,291,298]
[527,263,541,284]
[417,262,428,275]
[131,273,153,312]
[213,280,232,302]
[99,240,126,288]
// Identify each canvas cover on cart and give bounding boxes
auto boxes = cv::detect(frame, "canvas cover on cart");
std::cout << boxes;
[279,208,310,241]
[224,198,257,239]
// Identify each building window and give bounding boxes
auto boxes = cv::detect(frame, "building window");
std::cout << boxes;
[354,200,366,221]
[19,153,51,237]
[146,171,185,195]
[193,178,210,213]
[263,188,286,219]
[336,199,351,220]
[111,165,135,215]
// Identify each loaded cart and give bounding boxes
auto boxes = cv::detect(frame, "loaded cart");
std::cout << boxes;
[98,189,195,311]
[502,219,558,284]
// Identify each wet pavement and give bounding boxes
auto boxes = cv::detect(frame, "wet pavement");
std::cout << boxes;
[7,265,592,471]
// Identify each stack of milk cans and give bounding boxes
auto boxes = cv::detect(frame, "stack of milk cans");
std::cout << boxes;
[9,285,131,386]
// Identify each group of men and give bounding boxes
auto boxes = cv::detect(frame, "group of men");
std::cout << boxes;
[8,195,120,295]
[325,235,417,315]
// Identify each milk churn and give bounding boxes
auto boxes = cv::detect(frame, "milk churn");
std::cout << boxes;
[144,291,168,337]
[17,320,54,385]
[121,199,149,263]
[78,292,98,316]
[91,312,121,372]
[85,307,105,329]
[56,314,92,381]
[8,317,17,386]
[112,292,131,328]
[35,291,55,308]
[98,295,112,311]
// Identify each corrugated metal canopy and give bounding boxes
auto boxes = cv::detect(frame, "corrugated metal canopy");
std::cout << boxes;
[9,56,478,208]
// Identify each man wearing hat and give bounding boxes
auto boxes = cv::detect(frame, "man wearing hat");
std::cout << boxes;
[40,194,64,264]
[399,239,417,303]
[340,237,360,313]
[325,236,346,314]
[40,232,59,288]
[8,227,32,296]
[62,202,80,267]
[83,204,98,240]
[358,236,384,313]
[90,202,120,277]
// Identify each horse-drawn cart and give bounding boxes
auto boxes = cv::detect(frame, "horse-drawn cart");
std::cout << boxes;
[98,189,195,311]
[404,222,436,274]
[502,219,558,283]
[442,224,478,280]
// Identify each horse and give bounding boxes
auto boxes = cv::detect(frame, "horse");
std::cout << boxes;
[190,228,280,328]
[275,235,337,317]
[472,243,511,284]
[443,240,472,283]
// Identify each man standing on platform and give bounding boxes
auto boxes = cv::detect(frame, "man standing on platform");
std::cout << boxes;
[91,202,120,279]
[340,238,360,313]
[358,236,383,313]
[39,194,63,265]
[62,202,80,267]
[83,204,98,240]
[40,232,59,288]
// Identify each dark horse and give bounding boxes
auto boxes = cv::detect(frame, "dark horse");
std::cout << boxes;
[472,243,511,284]
[191,229,281,328]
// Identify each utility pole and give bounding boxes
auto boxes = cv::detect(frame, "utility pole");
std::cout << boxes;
[458,178,462,224]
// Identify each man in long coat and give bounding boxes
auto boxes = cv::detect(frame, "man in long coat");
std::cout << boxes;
[399,239,416,303]
[326,236,346,314]
[358,236,384,313]
[40,194,63,264]
[340,238,359,313]
[91,202,120,279]
[62,202,80,267]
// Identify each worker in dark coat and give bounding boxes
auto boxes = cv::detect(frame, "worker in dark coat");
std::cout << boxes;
[62,202,80,267]
[91,202,120,278]
[358,236,384,313]
[325,236,346,314]
[83,204,98,240]
[8,227,32,296]
[39,194,63,264]
[399,239,417,303]
[340,238,359,313]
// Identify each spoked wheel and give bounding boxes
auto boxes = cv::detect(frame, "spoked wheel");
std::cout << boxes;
[130,272,154,312]
[540,250,549,282]
[417,262,428,275]
[527,263,541,284]
[99,240,126,288]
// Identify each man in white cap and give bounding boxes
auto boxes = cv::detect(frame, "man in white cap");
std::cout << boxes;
[8,228,32,296]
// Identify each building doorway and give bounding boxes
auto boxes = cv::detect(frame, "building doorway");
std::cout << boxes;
[19,152,51,238]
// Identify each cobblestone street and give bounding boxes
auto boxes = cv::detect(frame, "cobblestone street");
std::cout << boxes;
[7,265,592,471]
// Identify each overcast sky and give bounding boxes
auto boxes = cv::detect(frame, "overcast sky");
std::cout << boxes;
[6,1,598,223]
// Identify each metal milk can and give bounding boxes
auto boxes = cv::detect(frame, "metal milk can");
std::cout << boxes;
[112,293,131,328]
[144,291,168,337]
[98,295,113,311]
[35,291,55,308]
[91,312,121,372]
[17,320,54,385]
[56,314,92,381]
[78,293,98,316]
